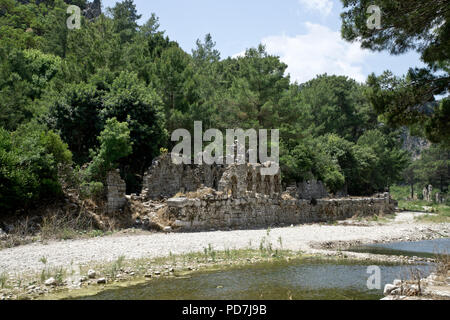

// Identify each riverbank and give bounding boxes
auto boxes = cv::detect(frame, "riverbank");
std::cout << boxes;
[0,211,448,300]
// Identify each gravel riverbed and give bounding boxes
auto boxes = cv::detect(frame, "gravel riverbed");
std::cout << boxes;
[0,212,448,275]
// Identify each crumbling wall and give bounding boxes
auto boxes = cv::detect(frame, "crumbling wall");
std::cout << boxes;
[164,193,396,231]
[296,180,329,200]
[107,169,127,214]
[141,152,395,231]
[218,163,282,198]
[141,153,226,200]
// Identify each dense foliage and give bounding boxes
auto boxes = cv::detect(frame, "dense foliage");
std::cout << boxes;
[341,0,450,145]
[0,0,427,214]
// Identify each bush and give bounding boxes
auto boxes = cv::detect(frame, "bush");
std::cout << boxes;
[0,124,72,214]
[80,181,105,200]
[85,118,132,182]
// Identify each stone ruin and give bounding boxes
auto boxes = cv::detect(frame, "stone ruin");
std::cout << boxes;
[106,169,126,214]
[141,154,226,200]
[295,180,330,200]
[105,150,396,229]
[134,152,396,231]
[422,184,433,202]
[140,152,282,200]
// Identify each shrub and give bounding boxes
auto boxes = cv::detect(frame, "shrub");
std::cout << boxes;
[85,118,132,182]
[80,181,105,200]
[0,124,72,214]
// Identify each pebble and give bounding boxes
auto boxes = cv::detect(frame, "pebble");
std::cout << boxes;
[383,284,396,295]
[393,279,402,286]
[44,278,56,286]
[97,278,106,284]
[87,270,96,279]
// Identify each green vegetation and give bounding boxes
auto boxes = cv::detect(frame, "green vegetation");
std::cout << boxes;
[341,0,449,220]
[391,185,450,223]
[0,0,447,218]
[341,0,449,145]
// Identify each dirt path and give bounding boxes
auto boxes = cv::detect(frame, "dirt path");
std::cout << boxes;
[0,212,448,275]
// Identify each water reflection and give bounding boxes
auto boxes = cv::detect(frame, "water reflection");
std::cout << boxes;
[74,259,432,300]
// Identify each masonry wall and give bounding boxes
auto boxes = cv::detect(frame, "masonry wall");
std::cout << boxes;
[107,169,126,213]
[141,153,226,200]
[164,194,396,231]
[296,180,329,200]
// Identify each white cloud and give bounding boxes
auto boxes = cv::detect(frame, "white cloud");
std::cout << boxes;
[261,22,372,83]
[298,0,334,17]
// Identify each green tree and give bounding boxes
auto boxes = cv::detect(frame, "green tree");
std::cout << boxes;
[413,144,450,192]
[0,48,61,130]
[102,71,168,177]
[86,117,132,181]
[357,129,410,191]
[297,74,377,141]
[47,82,103,164]
[108,0,141,44]
[218,45,289,130]
[341,0,450,145]
[0,123,72,213]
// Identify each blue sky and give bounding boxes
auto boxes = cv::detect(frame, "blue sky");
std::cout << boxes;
[102,0,424,84]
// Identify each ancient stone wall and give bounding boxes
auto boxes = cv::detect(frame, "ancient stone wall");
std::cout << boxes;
[218,163,281,199]
[296,180,329,200]
[107,170,126,214]
[142,152,396,231]
[141,153,226,200]
[164,192,396,231]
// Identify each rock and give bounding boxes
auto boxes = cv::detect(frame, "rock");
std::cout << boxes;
[408,284,420,295]
[174,220,189,228]
[393,279,402,286]
[384,284,396,296]
[87,270,96,279]
[144,274,152,278]
[163,226,172,232]
[167,198,189,208]
[427,274,438,281]
[154,271,161,276]
[97,278,106,284]
[44,278,56,286]
[79,276,88,283]
[390,288,402,295]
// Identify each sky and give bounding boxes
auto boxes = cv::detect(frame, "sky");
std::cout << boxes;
[101,0,425,84]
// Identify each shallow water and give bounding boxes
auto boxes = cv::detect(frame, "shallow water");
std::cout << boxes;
[348,238,450,258]
[73,259,432,300]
